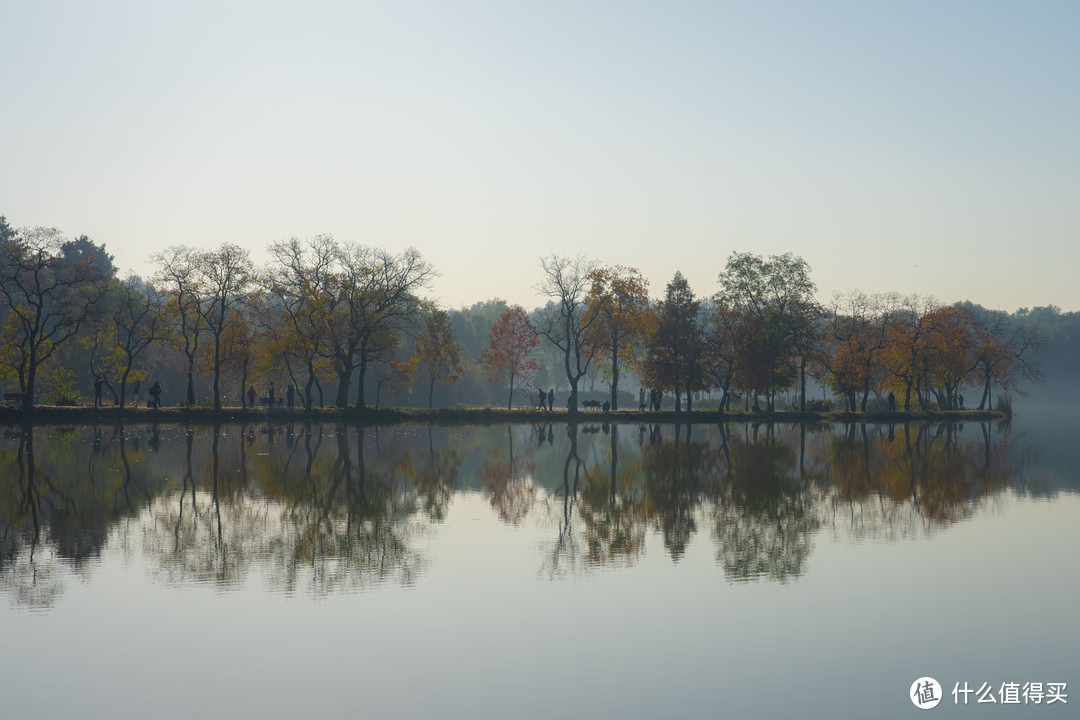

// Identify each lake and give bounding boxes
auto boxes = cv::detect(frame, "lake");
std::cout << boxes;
[1,409,1077,718]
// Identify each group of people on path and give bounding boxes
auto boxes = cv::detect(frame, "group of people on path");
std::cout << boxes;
[92,376,160,409]
[247,381,296,409]
[537,388,555,411]
[639,387,664,411]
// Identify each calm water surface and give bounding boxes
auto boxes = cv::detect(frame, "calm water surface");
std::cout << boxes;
[2,408,1077,718]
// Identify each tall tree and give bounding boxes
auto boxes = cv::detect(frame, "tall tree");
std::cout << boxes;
[326,244,433,409]
[534,255,600,415]
[0,227,104,409]
[195,243,254,411]
[967,308,1043,409]
[265,235,341,411]
[643,272,702,412]
[922,306,977,410]
[701,299,742,412]
[717,252,819,411]
[823,292,895,411]
[0,216,15,244]
[413,308,463,408]
[481,305,539,409]
[585,265,651,410]
[152,246,204,404]
[106,276,166,409]
[883,295,938,411]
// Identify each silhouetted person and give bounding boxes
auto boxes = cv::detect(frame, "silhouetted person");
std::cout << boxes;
[247,385,256,408]
[132,379,141,405]
[286,384,295,408]
[888,391,897,412]
[959,393,965,410]
[639,387,646,411]
[538,388,546,410]
[148,380,162,409]
[548,389,554,412]
[268,382,276,406]
[93,375,103,408]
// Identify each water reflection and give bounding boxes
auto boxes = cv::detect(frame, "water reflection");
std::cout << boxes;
[0,417,1059,608]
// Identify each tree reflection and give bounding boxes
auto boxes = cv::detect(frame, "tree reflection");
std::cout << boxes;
[642,424,715,561]
[540,423,586,579]
[479,425,537,525]
[140,423,428,595]
[410,427,462,522]
[818,421,1019,542]
[0,424,163,608]
[711,423,819,583]
[578,424,649,567]
[0,417,1038,608]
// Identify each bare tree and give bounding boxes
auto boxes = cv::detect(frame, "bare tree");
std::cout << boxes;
[195,243,254,410]
[152,246,205,404]
[534,255,600,415]
[326,244,433,409]
[108,276,166,409]
[264,236,340,411]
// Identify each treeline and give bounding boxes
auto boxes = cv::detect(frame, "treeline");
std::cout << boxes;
[0,215,1055,413]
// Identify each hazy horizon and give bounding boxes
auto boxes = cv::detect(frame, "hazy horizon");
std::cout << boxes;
[3,1,1077,312]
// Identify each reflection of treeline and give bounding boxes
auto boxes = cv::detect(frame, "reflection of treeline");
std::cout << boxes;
[0,424,170,607]
[0,219,1048,415]
[0,418,1027,607]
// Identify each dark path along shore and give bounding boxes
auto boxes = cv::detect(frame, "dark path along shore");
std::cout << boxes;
[0,404,1007,426]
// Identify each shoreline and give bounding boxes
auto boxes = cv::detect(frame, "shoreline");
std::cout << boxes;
[0,404,1008,426]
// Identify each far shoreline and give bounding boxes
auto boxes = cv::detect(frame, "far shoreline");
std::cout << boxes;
[0,404,1008,426]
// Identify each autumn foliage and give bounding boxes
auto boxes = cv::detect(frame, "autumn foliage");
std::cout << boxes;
[481,306,539,409]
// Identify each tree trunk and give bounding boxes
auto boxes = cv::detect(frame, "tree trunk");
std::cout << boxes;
[799,358,807,412]
[119,368,130,409]
[186,356,195,405]
[335,356,354,408]
[978,377,991,410]
[610,339,619,411]
[23,360,37,411]
[354,354,369,409]
[212,333,222,411]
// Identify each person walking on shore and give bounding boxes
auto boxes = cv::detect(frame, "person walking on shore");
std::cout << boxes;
[247,385,256,408]
[149,381,162,410]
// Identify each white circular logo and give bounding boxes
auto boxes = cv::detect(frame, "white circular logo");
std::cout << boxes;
[910,677,943,709]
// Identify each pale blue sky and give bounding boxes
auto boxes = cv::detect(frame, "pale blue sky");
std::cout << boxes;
[2,1,1077,310]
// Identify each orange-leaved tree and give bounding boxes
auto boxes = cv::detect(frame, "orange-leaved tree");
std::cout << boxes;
[413,308,463,408]
[584,265,651,410]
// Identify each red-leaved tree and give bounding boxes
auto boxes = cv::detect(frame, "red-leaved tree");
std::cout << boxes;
[481,306,539,409]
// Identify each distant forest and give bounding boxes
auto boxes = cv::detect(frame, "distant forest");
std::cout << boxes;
[0,214,1069,414]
